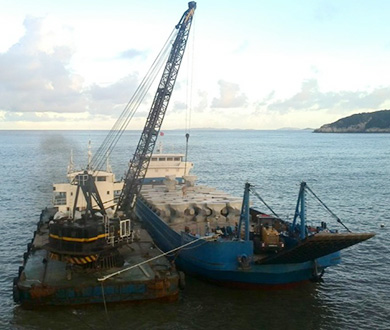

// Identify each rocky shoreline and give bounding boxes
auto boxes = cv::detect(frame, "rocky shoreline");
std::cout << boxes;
[314,110,390,133]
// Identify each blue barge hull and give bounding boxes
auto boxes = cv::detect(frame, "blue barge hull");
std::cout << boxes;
[136,198,342,287]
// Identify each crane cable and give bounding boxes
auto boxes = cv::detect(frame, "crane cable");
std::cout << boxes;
[305,185,351,232]
[184,16,196,175]
[250,186,281,219]
[89,27,179,173]
[91,31,173,172]
[185,15,195,134]
[97,234,217,282]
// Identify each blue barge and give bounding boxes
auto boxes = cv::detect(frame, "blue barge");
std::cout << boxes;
[136,180,375,288]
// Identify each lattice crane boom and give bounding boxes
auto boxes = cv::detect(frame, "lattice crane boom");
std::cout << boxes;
[117,2,196,214]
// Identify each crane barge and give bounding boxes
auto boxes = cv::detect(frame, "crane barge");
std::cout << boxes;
[13,2,196,308]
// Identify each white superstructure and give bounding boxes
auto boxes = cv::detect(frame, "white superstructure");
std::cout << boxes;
[52,149,193,216]
[53,168,123,214]
[146,153,193,179]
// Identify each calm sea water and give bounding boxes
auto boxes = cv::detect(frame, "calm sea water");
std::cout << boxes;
[0,130,389,330]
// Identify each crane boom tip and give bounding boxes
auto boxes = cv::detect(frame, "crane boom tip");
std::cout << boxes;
[188,2,197,9]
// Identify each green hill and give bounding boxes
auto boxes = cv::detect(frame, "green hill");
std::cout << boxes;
[314,110,390,133]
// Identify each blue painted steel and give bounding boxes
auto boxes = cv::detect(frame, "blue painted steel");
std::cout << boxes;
[136,198,341,286]
[300,182,306,240]
[17,282,168,307]
[292,182,307,239]
[143,177,185,184]
[237,182,250,241]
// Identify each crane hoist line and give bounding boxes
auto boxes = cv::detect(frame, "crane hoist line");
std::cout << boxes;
[89,2,197,174]
[13,4,199,310]
[117,2,197,215]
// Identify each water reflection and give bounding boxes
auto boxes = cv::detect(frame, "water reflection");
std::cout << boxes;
[12,277,336,330]
[5,130,390,329]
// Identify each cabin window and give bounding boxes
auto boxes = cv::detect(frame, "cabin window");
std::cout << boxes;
[174,157,180,161]
[167,157,173,161]
[151,157,157,162]
[53,192,67,205]
[114,190,121,203]
[97,176,106,181]
[158,157,165,161]
[107,191,110,195]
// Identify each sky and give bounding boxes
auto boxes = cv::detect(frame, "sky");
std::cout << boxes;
[1,0,390,130]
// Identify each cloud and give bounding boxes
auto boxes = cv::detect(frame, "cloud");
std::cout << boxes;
[171,88,210,113]
[254,91,275,110]
[315,1,338,21]
[120,48,148,59]
[233,40,249,54]
[0,16,153,125]
[211,80,247,108]
[2,111,92,123]
[87,74,140,114]
[194,90,208,112]
[172,101,187,112]
[0,17,88,113]
[267,79,390,114]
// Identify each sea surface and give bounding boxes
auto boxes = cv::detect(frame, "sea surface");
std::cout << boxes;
[0,129,389,330]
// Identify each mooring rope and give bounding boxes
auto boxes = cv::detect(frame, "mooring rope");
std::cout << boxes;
[100,282,109,321]
[62,309,96,330]
[250,186,280,219]
[305,185,351,232]
[97,234,217,282]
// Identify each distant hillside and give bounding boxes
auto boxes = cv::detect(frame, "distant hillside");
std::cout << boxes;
[314,110,390,133]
